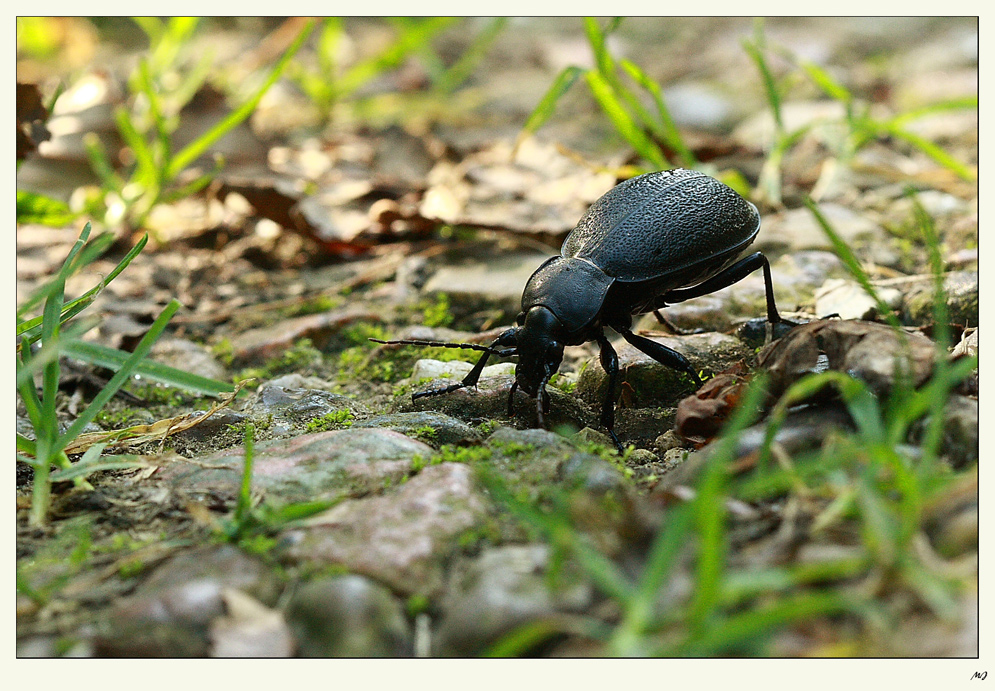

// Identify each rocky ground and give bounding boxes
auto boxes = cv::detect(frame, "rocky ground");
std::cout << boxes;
[16,17,978,658]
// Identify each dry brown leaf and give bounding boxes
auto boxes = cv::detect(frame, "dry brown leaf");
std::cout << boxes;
[63,381,249,455]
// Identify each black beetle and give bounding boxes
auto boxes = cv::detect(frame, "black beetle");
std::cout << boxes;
[373,168,791,450]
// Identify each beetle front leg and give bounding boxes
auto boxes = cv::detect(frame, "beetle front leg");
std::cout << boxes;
[596,335,624,452]
[412,328,519,400]
[618,328,703,389]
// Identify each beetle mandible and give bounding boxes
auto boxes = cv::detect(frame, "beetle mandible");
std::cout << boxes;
[373,168,791,450]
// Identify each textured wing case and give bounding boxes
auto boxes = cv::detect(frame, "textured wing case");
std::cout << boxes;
[561,169,760,283]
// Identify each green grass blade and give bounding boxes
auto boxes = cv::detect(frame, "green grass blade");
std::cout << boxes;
[50,458,150,483]
[18,233,147,339]
[57,299,182,450]
[583,17,614,80]
[61,339,234,396]
[620,58,696,168]
[16,191,76,226]
[336,17,456,100]
[17,222,92,317]
[132,16,164,45]
[795,57,853,105]
[434,17,507,94]
[875,122,976,181]
[83,132,125,193]
[517,65,584,143]
[687,376,768,633]
[136,58,171,175]
[804,198,902,329]
[889,96,978,129]
[234,424,256,527]
[115,104,157,189]
[585,71,667,169]
[167,20,314,180]
[742,29,783,132]
[17,318,99,390]
[609,502,693,655]
[678,591,853,656]
[37,271,67,458]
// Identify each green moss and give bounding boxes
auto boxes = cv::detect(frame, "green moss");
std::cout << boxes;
[117,558,147,579]
[337,345,398,383]
[303,409,355,433]
[548,373,576,394]
[237,533,280,556]
[419,292,454,328]
[212,338,235,366]
[412,425,438,443]
[343,322,391,346]
[475,419,500,437]
[406,593,432,617]
[282,294,342,318]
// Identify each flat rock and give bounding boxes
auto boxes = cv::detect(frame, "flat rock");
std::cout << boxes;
[354,410,483,446]
[280,462,489,597]
[157,428,429,504]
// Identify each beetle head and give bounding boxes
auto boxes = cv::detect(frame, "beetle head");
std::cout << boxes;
[514,306,564,397]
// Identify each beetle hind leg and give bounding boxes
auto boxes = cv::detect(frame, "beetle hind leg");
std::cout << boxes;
[596,335,625,453]
[661,251,787,324]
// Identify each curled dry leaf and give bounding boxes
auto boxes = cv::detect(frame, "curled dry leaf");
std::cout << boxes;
[674,361,749,446]
[758,319,937,400]
[16,83,51,161]
[62,381,250,455]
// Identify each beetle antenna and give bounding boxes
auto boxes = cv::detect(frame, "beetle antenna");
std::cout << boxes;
[370,338,514,357]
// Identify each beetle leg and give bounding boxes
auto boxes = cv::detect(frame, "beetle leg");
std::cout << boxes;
[411,328,519,400]
[507,380,518,417]
[596,335,625,452]
[661,251,784,324]
[617,328,703,389]
[535,372,552,428]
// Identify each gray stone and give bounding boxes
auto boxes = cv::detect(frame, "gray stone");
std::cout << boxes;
[397,370,594,434]
[814,278,903,321]
[756,204,883,255]
[911,394,978,469]
[280,463,489,597]
[434,544,594,656]
[903,271,978,327]
[157,428,428,504]
[286,575,413,657]
[410,358,515,383]
[94,545,280,657]
[355,410,483,446]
